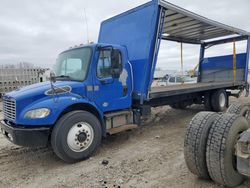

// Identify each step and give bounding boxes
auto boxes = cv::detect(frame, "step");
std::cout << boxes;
[105,110,131,118]
[107,124,138,135]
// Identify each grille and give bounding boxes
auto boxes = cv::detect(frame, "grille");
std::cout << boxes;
[3,97,16,122]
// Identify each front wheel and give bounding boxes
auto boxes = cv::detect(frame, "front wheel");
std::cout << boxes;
[51,111,102,163]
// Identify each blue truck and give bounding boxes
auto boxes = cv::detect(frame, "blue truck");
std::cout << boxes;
[1,0,250,162]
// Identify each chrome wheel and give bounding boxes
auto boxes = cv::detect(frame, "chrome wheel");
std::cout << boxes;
[67,122,94,152]
[219,93,226,108]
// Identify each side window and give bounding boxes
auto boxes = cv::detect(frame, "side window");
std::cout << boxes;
[97,49,122,78]
[169,77,175,83]
[97,50,112,78]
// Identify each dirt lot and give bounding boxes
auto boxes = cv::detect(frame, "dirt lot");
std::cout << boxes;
[0,97,250,188]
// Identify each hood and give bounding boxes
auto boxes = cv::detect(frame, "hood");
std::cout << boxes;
[5,81,85,102]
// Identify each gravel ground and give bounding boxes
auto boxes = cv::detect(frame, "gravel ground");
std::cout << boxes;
[0,96,250,188]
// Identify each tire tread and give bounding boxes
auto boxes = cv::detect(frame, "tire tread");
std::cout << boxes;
[184,112,218,179]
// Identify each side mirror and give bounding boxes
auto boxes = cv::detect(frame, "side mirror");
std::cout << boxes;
[50,71,56,83]
[112,68,122,79]
[111,49,122,79]
[111,49,120,65]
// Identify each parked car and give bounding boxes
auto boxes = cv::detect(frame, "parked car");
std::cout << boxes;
[156,76,197,86]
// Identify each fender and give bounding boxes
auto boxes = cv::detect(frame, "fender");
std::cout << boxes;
[17,95,105,133]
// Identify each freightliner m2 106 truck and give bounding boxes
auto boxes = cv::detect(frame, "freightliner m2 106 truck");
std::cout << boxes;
[1,0,250,162]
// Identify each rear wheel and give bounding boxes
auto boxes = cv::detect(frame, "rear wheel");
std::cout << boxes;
[211,89,228,112]
[184,112,219,179]
[206,114,250,187]
[51,111,102,163]
[227,103,250,122]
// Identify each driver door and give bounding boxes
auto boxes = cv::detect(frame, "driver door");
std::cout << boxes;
[92,48,131,112]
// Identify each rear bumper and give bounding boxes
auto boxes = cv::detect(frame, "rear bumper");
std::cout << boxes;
[0,120,51,147]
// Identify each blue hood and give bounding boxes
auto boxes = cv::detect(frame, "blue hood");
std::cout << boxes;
[6,81,84,101]
[3,81,87,125]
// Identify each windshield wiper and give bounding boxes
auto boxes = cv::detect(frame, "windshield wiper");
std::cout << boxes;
[56,75,71,80]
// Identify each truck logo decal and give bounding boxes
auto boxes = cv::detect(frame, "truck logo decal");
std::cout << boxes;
[103,102,109,107]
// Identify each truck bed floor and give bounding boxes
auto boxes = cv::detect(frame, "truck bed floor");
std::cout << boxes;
[150,81,245,99]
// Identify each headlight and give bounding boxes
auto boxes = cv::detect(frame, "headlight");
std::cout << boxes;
[24,108,50,119]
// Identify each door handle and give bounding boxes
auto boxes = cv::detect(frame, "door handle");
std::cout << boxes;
[99,77,114,84]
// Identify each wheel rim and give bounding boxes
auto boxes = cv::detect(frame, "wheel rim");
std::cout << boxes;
[67,122,94,152]
[232,132,243,171]
[245,110,250,120]
[219,93,226,108]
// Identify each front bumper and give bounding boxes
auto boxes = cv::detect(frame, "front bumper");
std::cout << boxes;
[0,120,51,147]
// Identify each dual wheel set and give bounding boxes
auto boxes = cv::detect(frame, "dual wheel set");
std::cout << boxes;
[171,89,228,112]
[184,103,250,187]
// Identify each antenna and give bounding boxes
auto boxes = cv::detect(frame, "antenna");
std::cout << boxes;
[84,8,90,44]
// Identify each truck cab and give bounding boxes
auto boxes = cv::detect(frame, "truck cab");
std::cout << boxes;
[1,43,136,161]
[1,0,250,162]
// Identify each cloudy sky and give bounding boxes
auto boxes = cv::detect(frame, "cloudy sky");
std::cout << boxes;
[0,0,249,71]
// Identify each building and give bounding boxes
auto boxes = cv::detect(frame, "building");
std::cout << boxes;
[0,63,50,95]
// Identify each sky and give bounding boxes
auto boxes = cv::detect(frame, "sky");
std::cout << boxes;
[0,0,249,71]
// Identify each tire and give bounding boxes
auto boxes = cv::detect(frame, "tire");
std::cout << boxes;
[206,114,250,187]
[184,112,219,179]
[51,110,102,163]
[227,103,250,122]
[211,89,228,112]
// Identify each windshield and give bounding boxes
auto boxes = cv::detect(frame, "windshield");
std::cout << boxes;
[55,47,92,81]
